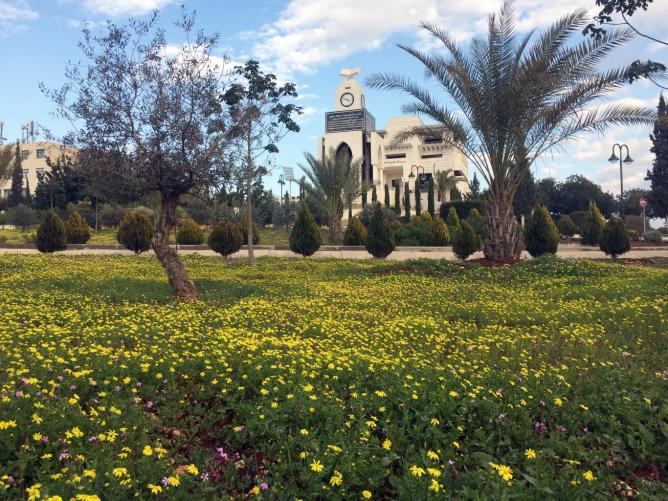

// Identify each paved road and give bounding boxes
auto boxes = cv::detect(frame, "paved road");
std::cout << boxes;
[2,245,667,261]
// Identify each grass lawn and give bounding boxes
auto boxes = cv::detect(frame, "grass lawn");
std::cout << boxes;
[0,255,666,499]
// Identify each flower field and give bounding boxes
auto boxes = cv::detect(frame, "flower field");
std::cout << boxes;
[1,255,667,500]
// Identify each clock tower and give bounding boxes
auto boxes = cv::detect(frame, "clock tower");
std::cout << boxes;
[334,67,365,111]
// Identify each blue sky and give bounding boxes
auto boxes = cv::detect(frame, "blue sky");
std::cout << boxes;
[1,0,665,197]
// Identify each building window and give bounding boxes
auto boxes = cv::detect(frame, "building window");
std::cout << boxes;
[21,150,29,160]
[385,153,406,159]
[391,179,404,188]
[424,137,442,144]
[421,153,442,159]
[36,149,45,159]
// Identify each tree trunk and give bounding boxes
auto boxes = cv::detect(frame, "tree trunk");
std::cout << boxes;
[246,132,256,267]
[484,192,524,261]
[153,196,198,300]
[329,217,343,244]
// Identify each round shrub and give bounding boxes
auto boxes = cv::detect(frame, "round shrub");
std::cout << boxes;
[208,220,242,257]
[429,219,449,246]
[365,203,396,259]
[452,220,480,260]
[290,204,322,257]
[240,211,260,245]
[600,216,630,259]
[580,201,605,245]
[557,215,578,237]
[343,216,367,246]
[36,210,68,253]
[176,218,204,245]
[7,203,37,230]
[117,211,153,254]
[524,205,559,257]
[65,212,91,244]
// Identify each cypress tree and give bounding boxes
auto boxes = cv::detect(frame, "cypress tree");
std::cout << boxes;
[343,216,367,245]
[365,202,396,258]
[414,180,422,216]
[384,184,390,208]
[371,184,377,203]
[453,220,480,260]
[8,141,23,207]
[404,186,411,223]
[394,184,400,214]
[65,212,91,244]
[600,216,630,259]
[647,94,668,218]
[289,203,322,257]
[36,210,68,253]
[427,176,435,218]
[208,220,242,257]
[581,200,606,245]
[446,206,461,236]
[524,205,559,257]
[117,211,153,254]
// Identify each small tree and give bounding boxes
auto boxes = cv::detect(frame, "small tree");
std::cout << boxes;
[581,200,606,245]
[446,206,461,237]
[343,216,367,246]
[371,184,377,204]
[366,202,396,259]
[600,216,631,259]
[429,218,449,246]
[557,215,578,237]
[8,141,23,208]
[524,205,559,257]
[65,212,91,244]
[36,210,67,253]
[289,204,321,257]
[404,186,411,223]
[394,184,401,214]
[414,180,422,217]
[7,203,37,230]
[239,211,260,245]
[176,218,204,245]
[427,176,435,218]
[208,220,242,257]
[117,211,153,254]
[452,220,480,261]
[384,184,390,208]
[466,208,486,241]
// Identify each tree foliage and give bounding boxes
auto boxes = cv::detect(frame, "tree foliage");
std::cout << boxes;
[536,175,616,216]
[600,216,631,258]
[524,205,559,257]
[36,210,68,253]
[289,204,321,257]
[8,142,23,208]
[208,220,242,257]
[647,94,668,218]
[557,215,578,237]
[365,203,396,259]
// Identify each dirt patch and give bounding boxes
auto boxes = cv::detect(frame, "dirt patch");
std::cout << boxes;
[631,241,668,248]
[467,258,521,267]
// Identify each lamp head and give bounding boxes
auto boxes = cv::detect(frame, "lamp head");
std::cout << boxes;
[608,152,619,163]
[623,153,634,163]
[408,171,415,179]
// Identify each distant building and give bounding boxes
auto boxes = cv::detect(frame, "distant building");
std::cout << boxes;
[1,141,73,199]
[317,69,469,216]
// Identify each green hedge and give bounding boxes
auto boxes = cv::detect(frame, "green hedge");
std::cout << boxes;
[439,200,487,220]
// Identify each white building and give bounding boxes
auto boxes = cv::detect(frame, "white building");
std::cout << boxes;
[317,69,468,217]
[1,141,70,199]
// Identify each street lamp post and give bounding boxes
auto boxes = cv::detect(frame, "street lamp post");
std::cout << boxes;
[608,144,633,220]
[278,174,285,206]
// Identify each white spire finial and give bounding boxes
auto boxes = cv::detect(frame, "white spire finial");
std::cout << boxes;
[339,67,361,79]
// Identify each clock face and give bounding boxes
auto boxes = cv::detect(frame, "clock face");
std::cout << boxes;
[340,92,355,107]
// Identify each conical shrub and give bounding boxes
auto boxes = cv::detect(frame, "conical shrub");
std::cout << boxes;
[344,216,367,246]
[600,216,630,259]
[453,220,480,260]
[36,210,67,253]
[365,203,396,259]
[208,220,242,257]
[290,204,322,257]
[64,212,91,244]
[429,218,449,246]
[176,218,204,245]
[446,206,461,236]
[524,205,559,257]
[581,200,605,245]
[557,215,578,237]
[116,211,153,254]
[240,211,260,245]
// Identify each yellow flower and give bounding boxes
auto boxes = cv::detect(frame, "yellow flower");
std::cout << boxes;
[249,486,260,495]
[83,469,96,479]
[185,464,199,475]
[554,397,563,407]
[45,497,63,501]
[147,483,162,495]
[409,465,425,477]
[0,420,17,430]
[142,445,153,456]
[26,484,41,501]
[32,432,43,441]
[583,470,596,482]
[382,439,392,450]
[452,441,460,450]
[329,470,343,486]
[300,428,309,436]
[362,490,372,499]
[427,468,442,478]
[310,460,324,473]
[430,418,440,426]
[428,479,442,492]
[427,450,439,461]
[112,468,128,478]
[524,449,537,460]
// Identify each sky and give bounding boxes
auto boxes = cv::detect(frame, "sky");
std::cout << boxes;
[0,0,665,198]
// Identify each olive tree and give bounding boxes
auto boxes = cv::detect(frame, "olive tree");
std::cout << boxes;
[42,11,235,299]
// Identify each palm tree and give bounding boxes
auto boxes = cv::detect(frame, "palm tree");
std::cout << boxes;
[300,148,361,244]
[367,0,657,260]
[435,169,467,203]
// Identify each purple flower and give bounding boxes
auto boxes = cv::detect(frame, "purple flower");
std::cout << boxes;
[14,391,23,398]
[88,436,98,442]
[40,436,49,443]
[260,482,269,490]
[216,447,228,460]
[162,477,171,485]
[146,401,153,409]
[533,421,547,434]
[70,385,77,391]
[556,425,566,433]
[59,451,70,461]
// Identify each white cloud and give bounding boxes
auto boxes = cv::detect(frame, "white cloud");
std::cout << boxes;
[77,0,174,17]
[0,0,38,36]
[251,0,590,76]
